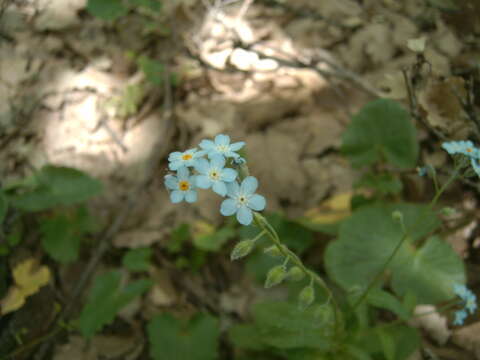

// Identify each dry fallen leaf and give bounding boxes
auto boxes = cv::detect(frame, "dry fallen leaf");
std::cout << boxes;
[1,258,51,315]
[303,192,352,225]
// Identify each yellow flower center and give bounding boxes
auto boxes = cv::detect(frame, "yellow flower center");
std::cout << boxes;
[467,148,473,153]
[216,145,228,153]
[182,154,193,160]
[179,180,190,191]
[238,195,247,204]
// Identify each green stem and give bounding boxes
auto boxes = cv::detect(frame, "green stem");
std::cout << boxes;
[253,213,343,339]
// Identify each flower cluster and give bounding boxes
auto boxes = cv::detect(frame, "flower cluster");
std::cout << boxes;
[452,284,477,326]
[442,140,480,177]
[164,134,266,225]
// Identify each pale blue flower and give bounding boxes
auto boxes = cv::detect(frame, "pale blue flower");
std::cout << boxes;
[220,176,266,226]
[442,141,480,158]
[452,284,477,326]
[168,148,206,171]
[194,155,237,196]
[199,134,245,159]
[417,166,427,177]
[453,309,467,326]
[164,167,198,203]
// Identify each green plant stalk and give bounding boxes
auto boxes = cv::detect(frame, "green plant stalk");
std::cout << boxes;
[253,212,343,339]
[351,165,461,312]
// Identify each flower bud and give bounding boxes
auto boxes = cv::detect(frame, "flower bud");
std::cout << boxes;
[287,266,304,281]
[264,265,287,288]
[230,239,255,261]
[391,210,403,223]
[264,245,285,257]
[298,285,315,310]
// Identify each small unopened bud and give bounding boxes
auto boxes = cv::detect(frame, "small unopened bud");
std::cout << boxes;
[392,210,403,223]
[230,239,255,261]
[287,266,304,281]
[264,245,285,257]
[264,265,287,288]
[298,285,315,310]
[440,207,456,216]
[314,304,333,324]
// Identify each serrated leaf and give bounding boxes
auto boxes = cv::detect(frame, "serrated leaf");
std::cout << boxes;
[122,247,152,272]
[147,313,220,360]
[87,0,127,21]
[78,271,152,338]
[10,166,102,212]
[342,99,418,169]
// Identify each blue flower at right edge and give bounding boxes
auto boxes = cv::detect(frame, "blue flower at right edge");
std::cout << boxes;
[452,284,477,326]
[220,176,266,226]
[442,140,480,177]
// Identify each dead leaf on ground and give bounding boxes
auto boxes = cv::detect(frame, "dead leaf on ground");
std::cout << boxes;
[1,258,51,315]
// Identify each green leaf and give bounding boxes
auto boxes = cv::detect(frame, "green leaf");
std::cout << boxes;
[251,301,332,350]
[355,173,403,195]
[78,271,152,338]
[377,328,395,360]
[127,0,162,11]
[361,326,420,360]
[342,99,418,169]
[167,223,190,254]
[193,226,235,252]
[40,207,94,263]
[0,190,7,224]
[147,313,220,360]
[391,236,465,303]
[87,0,127,21]
[138,56,164,85]
[10,166,102,212]
[325,203,461,303]
[228,324,266,351]
[366,288,410,321]
[122,247,152,272]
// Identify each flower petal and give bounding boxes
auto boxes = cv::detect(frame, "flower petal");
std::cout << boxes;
[164,175,178,190]
[194,158,210,174]
[170,190,184,203]
[196,175,212,189]
[241,176,258,194]
[221,168,237,182]
[168,151,182,161]
[169,161,183,171]
[185,190,197,203]
[210,154,226,169]
[220,199,237,216]
[199,139,215,150]
[194,150,207,158]
[177,166,189,179]
[229,141,245,151]
[237,206,253,225]
[247,194,266,211]
[227,182,240,198]
[215,134,230,146]
[212,181,227,196]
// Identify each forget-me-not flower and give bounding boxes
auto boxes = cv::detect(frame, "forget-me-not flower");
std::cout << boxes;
[452,284,477,326]
[194,155,237,196]
[220,176,266,226]
[164,167,198,203]
[168,148,206,171]
[442,141,480,177]
[442,141,480,158]
[199,134,245,159]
